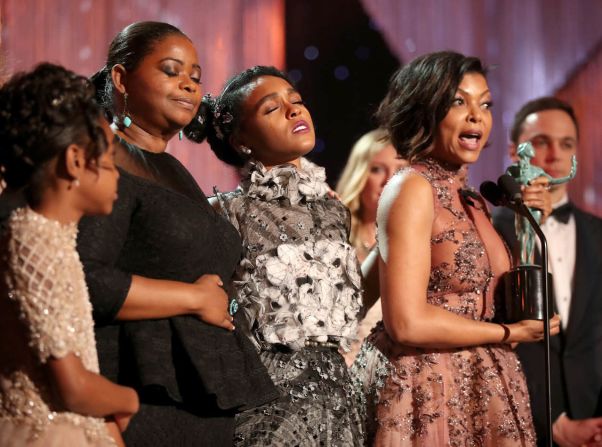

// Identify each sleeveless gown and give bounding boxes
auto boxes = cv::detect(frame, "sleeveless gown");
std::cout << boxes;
[352,157,536,446]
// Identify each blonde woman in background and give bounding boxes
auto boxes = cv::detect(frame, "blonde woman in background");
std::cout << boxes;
[336,128,407,365]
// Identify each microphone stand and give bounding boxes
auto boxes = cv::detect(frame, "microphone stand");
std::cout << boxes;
[512,200,553,447]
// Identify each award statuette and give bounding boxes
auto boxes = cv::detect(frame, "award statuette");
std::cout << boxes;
[502,141,577,322]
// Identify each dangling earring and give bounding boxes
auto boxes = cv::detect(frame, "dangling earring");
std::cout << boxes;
[71,178,80,188]
[121,92,132,128]
[241,146,252,155]
[178,130,183,141]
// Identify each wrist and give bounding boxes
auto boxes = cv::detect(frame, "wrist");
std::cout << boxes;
[498,323,511,343]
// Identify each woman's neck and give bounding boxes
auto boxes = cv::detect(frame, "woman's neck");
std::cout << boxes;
[261,156,301,171]
[33,185,83,225]
[111,122,173,153]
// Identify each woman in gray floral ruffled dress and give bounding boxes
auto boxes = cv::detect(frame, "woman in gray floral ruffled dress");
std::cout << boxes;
[185,66,365,446]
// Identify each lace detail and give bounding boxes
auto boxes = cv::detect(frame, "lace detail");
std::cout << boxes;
[221,158,362,352]
[0,208,114,445]
[353,157,535,446]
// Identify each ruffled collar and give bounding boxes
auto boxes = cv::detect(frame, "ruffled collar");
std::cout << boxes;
[239,158,330,204]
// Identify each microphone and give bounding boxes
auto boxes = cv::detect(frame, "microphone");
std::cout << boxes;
[497,174,523,204]
[488,174,554,447]
[479,180,505,206]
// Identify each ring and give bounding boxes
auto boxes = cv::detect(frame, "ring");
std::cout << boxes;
[229,298,239,316]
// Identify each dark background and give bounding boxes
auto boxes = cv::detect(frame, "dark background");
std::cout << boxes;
[285,0,399,187]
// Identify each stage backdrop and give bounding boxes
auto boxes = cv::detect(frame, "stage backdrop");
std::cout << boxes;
[360,0,602,215]
[0,0,285,192]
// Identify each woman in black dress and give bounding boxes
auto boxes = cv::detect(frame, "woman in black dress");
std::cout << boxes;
[78,21,277,446]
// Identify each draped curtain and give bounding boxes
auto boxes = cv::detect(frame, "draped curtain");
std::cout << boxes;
[359,0,602,214]
[0,0,285,192]
[556,44,602,216]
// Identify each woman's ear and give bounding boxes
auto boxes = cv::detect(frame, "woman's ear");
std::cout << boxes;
[63,144,86,181]
[111,64,128,95]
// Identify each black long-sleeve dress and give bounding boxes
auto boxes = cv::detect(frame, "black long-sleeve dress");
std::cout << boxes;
[77,140,277,446]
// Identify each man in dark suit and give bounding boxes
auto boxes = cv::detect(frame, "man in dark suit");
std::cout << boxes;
[494,97,602,446]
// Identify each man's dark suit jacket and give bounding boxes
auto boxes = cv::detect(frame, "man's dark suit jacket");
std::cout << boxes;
[493,205,602,444]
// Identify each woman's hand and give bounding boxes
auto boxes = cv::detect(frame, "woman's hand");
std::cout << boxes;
[189,274,235,331]
[522,176,552,222]
[508,314,561,343]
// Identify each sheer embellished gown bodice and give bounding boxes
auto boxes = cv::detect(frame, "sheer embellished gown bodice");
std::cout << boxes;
[353,158,536,446]
[0,208,115,446]
[217,158,365,446]
[76,140,277,446]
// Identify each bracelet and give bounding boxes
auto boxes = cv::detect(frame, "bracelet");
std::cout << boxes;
[498,323,511,343]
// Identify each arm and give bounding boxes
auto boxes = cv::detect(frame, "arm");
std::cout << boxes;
[46,353,138,421]
[78,176,233,330]
[117,274,234,331]
[360,246,380,313]
[380,173,559,348]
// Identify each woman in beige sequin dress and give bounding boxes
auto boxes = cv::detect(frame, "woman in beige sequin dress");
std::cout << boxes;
[0,64,138,446]
[352,51,559,446]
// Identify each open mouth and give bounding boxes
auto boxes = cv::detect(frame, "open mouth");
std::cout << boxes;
[292,120,310,134]
[459,130,483,149]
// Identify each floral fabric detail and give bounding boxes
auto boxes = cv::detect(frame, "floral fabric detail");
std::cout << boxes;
[219,158,362,352]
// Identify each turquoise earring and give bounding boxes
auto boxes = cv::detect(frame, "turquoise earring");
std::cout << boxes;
[121,93,132,128]
[179,130,183,141]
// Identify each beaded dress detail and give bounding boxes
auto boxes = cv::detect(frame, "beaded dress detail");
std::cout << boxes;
[351,158,536,446]
[218,158,365,446]
[0,208,114,446]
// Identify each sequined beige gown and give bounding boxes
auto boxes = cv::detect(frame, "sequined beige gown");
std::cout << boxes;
[0,208,115,446]
[352,158,536,446]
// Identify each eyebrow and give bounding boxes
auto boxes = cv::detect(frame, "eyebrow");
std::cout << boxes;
[531,134,577,142]
[255,87,298,109]
[159,57,202,71]
[457,88,490,98]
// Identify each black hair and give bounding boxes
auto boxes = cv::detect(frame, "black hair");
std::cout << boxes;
[375,51,487,162]
[510,96,579,144]
[90,21,187,117]
[0,63,107,205]
[184,65,292,167]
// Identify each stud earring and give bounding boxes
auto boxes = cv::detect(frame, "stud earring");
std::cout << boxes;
[241,146,252,155]
[121,92,132,128]
[179,130,184,141]
[72,178,80,188]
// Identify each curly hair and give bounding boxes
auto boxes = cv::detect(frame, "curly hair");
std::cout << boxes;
[510,96,579,144]
[376,51,487,162]
[90,21,188,118]
[0,63,108,205]
[184,65,292,167]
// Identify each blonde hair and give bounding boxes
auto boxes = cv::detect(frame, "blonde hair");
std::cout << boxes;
[336,128,391,247]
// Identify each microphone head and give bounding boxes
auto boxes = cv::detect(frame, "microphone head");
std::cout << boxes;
[479,181,504,206]
[497,174,522,202]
